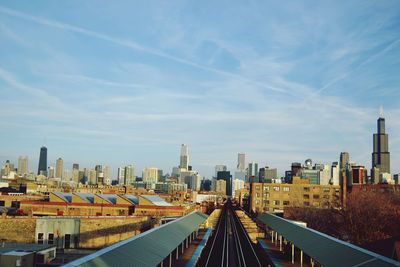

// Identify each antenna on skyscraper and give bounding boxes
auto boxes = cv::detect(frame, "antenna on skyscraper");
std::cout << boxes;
[379,106,384,118]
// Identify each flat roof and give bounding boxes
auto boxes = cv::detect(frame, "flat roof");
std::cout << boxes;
[258,213,400,267]
[64,211,208,267]
[0,243,56,254]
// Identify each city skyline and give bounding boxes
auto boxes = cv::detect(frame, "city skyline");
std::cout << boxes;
[2,111,398,180]
[1,2,400,178]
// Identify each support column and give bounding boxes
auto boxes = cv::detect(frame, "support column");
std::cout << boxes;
[181,242,184,253]
[292,244,295,264]
[310,258,315,267]
[275,231,278,245]
[279,235,282,251]
[176,247,179,260]
[169,253,172,267]
[186,237,188,248]
[160,260,163,267]
[271,230,274,242]
[300,250,303,267]
[189,234,192,244]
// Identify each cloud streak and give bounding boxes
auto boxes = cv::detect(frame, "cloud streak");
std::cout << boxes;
[0,5,287,94]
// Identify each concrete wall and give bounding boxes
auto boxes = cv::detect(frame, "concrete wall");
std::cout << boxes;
[36,218,80,249]
[79,217,151,249]
[0,216,154,249]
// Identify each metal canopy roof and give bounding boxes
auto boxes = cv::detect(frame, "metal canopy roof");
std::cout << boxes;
[64,211,208,267]
[258,213,400,267]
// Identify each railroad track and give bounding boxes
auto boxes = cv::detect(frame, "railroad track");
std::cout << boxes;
[199,200,263,267]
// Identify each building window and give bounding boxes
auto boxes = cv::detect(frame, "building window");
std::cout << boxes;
[264,193,269,198]
[255,200,260,205]
[283,187,290,192]
[37,233,44,244]
[273,186,280,191]
[303,201,310,206]
[255,185,260,190]
[264,186,269,191]
[65,234,71,249]
[303,194,309,199]
[256,193,260,198]
[273,200,280,206]
[48,233,54,245]
[303,187,310,192]
[313,195,320,199]
[323,188,330,193]
[283,201,290,205]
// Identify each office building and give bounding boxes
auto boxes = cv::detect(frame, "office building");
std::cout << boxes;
[17,156,28,176]
[331,162,339,185]
[142,167,158,183]
[247,162,259,178]
[103,165,111,180]
[372,112,390,174]
[180,144,189,170]
[37,146,47,175]
[234,170,246,181]
[237,153,245,171]
[217,171,232,196]
[215,179,227,195]
[56,158,63,179]
[340,152,350,187]
[118,167,125,184]
[232,179,245,198]
[124,165,134,185]
[259,166,277,183]
[301,169,320,185]
[352,166,366,184]
[48,166,55,179]
[215,165,227,177]
[371,167,380,184]
[319,164,331,185]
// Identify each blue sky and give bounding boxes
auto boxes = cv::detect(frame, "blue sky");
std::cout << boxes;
[0,1,399,178]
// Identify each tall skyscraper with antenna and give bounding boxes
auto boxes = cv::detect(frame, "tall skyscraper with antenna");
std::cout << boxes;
[372,107,390,174]
[37,146,47,175]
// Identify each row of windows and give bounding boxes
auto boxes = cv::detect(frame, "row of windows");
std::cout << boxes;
[37,233,74,248]
[257,185,336,193]
[256,200,291,206]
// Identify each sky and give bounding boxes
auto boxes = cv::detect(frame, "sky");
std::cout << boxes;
[0,1,399,179]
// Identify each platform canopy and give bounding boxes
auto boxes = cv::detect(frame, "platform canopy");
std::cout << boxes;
[258,213,400,267]
[64,211,208,267]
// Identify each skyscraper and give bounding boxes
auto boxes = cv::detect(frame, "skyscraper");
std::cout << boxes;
[237,153,245,171]
[17,156,28,176]
[217,171,232,196]
[37,146,47,175]
[215,165,227,177]
[118,167,125,184]
[372,111,390,174]
[56,158,63,179]
[180,144,189,170]
[142,167,158,183]
[339,152,349,187]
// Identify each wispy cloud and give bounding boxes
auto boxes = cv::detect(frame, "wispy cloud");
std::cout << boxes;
[0,5,287,94]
